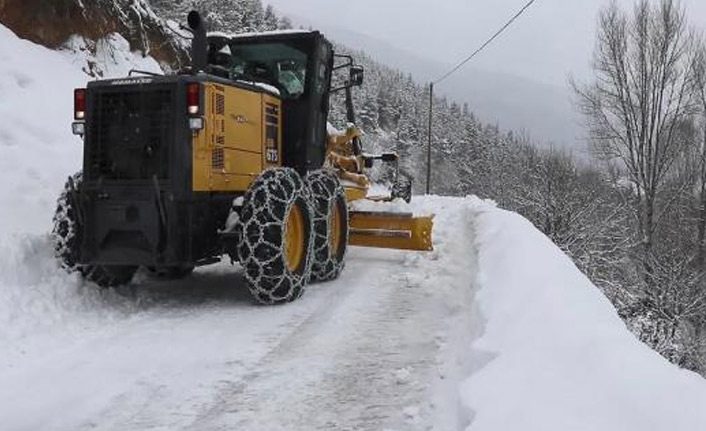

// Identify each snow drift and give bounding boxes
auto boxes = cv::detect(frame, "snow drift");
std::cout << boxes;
[0,24,160,356]
[463,198,706,430]
[0,24,162,240]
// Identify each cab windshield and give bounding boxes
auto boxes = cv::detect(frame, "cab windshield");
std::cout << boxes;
[227,41,309,99]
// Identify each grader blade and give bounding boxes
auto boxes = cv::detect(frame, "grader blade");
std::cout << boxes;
[348,211,434,251]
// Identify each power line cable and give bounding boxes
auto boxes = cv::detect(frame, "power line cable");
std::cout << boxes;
[426,0,538,195]
[433,0,538,85]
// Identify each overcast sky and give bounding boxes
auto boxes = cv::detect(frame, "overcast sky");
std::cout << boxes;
[264,0,706,88]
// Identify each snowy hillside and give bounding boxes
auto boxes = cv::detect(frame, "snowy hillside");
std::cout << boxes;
[2,23,706,431]
[0,24,161,240]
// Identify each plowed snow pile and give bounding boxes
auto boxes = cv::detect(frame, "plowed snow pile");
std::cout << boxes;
[464,200,706,430]
[2,22,706,431]
[0,24,160,360]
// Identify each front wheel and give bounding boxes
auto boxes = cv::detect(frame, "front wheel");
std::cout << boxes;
[235,168,315,305]
[306,169,349,283]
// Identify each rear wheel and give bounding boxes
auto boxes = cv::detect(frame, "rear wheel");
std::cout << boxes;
[235,168,314,305]
[306,170,349,282]
[52,172,137,288]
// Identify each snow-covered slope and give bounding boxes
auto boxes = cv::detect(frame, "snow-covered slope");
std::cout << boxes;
[0,24,161,240]
[1,23,706,431]
[0,24,162,352]
[463,200,706,430]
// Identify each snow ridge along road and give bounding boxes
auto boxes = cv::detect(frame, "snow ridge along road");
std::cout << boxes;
[0,197,478,431]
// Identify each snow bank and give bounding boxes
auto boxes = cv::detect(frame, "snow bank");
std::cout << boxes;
[0,25,160,353]
[462,197,706,431]
[0,25,84,239]
[0,235,136,367]
[0,24,161,240]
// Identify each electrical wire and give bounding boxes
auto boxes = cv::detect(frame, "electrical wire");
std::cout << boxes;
[433,0,538,85]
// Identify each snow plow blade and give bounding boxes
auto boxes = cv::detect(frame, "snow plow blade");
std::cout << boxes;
[348,211,434,251]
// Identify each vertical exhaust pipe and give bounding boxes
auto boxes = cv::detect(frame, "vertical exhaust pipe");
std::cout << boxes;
[188,11,208,74]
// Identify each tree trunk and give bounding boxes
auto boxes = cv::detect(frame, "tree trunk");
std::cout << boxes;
[697,180,706,266]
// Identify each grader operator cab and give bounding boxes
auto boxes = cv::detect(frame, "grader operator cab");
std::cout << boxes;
[54,11,433,304]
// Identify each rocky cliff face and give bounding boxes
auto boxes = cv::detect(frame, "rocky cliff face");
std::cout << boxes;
[0,0,186,69]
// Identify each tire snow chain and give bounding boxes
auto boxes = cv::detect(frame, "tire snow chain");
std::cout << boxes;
[235,168,315,304]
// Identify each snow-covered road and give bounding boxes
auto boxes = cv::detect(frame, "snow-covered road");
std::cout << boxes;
[0,198,478,431]
[0,27,481,430]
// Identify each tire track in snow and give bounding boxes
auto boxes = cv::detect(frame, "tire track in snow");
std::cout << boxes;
[184,198,479,431]
[184,252,437,431]
[0,198,479,431]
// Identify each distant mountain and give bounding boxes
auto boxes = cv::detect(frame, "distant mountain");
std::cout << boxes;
[445,67,587,156]
[285,12,587,156]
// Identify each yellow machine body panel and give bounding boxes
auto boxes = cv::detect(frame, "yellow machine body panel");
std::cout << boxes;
[191,82,434,252]
[192,83,282,192]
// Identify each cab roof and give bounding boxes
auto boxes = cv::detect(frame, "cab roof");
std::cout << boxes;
[207,29,325,43]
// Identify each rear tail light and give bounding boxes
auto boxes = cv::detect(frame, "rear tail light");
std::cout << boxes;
[187,83,200,115]
[74,88,86,120]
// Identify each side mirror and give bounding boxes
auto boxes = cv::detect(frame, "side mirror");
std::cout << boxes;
[363,152,398,168]
[350,66,364,86]
[380,152,398,163]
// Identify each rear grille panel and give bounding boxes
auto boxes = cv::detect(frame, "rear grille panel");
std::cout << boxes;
[87,86,175,181]
[212,147,225,170]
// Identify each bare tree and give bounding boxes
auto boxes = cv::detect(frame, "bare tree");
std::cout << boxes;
[690,43,706,266]
[573,0,698,273]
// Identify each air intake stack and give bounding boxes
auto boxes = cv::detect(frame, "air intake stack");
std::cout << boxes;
[188,11,208,74]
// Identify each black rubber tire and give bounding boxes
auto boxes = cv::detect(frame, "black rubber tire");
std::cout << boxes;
[306,169,349,283]
[53,172,84,271]
[52,172,137,288]
[235,167,314,305]
[146,266,195,280]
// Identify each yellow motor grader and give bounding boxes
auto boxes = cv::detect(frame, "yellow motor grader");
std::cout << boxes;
[54,11,432,304]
